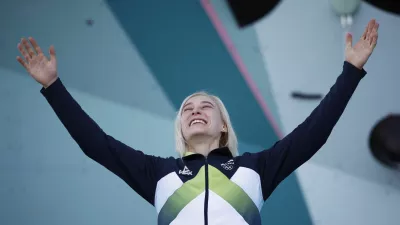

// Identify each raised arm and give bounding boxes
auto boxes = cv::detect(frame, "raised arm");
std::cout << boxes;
[255,19,379,198]
[16,37,166,205]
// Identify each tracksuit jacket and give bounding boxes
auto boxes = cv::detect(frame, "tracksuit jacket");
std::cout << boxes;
[41,61,366,225]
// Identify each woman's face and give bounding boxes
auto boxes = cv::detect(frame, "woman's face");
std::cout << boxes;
[181,95,225,142]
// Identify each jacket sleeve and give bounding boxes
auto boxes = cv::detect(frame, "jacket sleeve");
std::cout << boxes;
[255,61,366,200]
[41,78,166,205]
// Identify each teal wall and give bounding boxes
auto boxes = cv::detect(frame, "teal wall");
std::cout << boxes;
[106,0,277,148]
[106,0,312,224]
[0,0,312,224]
[208,0,283,130]
[0,68,173,224]
[0,69,309,225]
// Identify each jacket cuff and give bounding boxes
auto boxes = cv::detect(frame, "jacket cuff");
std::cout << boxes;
[343,61,367,79]
[40,78,64,96]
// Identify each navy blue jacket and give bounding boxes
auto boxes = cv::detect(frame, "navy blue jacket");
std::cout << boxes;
[41,61,366,225]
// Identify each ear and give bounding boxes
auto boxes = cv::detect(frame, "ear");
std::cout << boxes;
[221,125,227,132]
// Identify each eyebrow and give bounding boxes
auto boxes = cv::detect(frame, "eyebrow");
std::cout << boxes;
[183,100,214,109]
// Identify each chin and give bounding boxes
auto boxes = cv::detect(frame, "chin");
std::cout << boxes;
[186,127,210,138]
[190,129,208,136]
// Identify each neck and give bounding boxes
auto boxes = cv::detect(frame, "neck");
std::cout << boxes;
[187,135,220,156]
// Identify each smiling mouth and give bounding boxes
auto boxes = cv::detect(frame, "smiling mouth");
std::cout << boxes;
[189,119,207,127]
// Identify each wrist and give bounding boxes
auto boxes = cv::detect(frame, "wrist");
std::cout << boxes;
[43,76,58,89]
[345,60,363,70]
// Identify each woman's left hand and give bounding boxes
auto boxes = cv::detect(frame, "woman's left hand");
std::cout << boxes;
[345,19,379,70]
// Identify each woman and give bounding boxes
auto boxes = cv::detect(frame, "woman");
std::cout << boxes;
[16,19,379,225]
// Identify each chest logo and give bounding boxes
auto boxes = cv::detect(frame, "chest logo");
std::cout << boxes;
[221,159,234,170]
[178,166,193,176]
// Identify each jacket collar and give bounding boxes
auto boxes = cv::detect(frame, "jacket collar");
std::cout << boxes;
[183,146,233,159]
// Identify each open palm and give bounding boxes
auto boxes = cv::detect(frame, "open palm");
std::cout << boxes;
[17,37,58,88]
[345,19,379,69]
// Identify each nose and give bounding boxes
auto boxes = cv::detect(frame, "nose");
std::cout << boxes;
[191,107,201,115]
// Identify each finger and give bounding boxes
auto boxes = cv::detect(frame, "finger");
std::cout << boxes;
[361,21,369,40]
[374,22,380,33]
[49,45,57,63]
[28,37,43,55]
[370,31,378,46]
[369,22,379,46]
[369,28,377,44]
[362,19,374,40]
[17,43,31,63]
[366,19,375,40]
[345,32,353,49]
[22,38,35,57]
[371,35,378,49]
[16,56,28,70]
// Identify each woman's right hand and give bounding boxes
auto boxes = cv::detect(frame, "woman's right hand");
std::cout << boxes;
[17,37,58,88]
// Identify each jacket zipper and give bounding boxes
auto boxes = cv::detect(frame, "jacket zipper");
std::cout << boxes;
[204,157,209,225]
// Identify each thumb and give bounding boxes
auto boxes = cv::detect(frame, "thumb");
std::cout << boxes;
[345,32,352,49]
[49,45,57,63]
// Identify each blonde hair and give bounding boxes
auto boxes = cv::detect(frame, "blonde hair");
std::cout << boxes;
[175,91,238,157]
